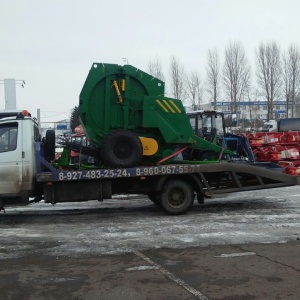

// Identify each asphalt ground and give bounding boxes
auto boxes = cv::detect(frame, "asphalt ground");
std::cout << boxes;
[0,242,299,300]
[0,186,300,299]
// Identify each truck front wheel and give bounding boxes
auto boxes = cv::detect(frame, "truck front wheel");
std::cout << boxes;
[160,179,193,215]
[101,130,143,167]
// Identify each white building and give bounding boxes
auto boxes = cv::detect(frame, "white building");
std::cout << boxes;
[212,100,293,121]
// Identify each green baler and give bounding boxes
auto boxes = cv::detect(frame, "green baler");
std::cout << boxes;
[79,63,232,167]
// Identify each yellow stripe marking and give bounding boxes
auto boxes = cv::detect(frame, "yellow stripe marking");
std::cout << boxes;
[163,100,176,113]
[169,100,181,113]
[156,100,169,112]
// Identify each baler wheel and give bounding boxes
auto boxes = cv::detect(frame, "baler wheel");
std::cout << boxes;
[101,130,143,167]
[44,130,56,162]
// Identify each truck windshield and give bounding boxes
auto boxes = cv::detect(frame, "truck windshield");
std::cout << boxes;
[262,124,272,130]
[0,122,18,152]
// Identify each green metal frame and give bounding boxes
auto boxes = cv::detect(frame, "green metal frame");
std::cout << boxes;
[79,63,233,164]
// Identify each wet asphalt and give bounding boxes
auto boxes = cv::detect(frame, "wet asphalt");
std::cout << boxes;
[0,242,299,300]
[1,187,300,299]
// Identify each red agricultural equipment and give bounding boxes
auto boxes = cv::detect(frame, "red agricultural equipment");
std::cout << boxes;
[246,131,300,176]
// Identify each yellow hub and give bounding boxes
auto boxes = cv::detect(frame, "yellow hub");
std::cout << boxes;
[139,137,158,156]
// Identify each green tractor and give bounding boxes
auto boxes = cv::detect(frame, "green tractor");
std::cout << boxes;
[79,63,234,167]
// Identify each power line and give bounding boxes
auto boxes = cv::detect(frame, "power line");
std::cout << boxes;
[42,111,69,118]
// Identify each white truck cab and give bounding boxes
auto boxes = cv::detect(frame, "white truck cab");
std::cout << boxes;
[262,120,278,132]
[0,115,39,204]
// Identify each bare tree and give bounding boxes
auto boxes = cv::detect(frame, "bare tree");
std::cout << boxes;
[206,48,221,110]
[247,88,260,129]
[295,93,300,117]
[223,41,251,115]
[186,71,203,110]
[169,56,186,101]
[282,45,300,117]
[147,57,165,82]
[70,106,80,132]
[256,41,282,121]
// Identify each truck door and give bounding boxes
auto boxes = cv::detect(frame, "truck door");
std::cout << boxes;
[0,121,23,194]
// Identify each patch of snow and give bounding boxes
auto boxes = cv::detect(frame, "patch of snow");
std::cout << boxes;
[125,266,159,271]
[215,252,256,258]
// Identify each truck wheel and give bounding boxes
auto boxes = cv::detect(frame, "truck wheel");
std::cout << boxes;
[101,130,143,167]
[160,179,193,215]
[44,130,56,162]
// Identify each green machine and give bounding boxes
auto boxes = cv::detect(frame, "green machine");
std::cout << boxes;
[79,63,233,167]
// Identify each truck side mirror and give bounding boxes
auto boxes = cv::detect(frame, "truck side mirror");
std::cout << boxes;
[232,114,237,126]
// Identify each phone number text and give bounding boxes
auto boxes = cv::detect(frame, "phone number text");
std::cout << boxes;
[58,165,200,181]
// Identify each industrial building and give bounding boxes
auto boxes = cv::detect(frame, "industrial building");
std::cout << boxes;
[212,100,293,120]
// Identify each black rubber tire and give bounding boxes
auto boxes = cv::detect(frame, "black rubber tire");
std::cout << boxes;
[160,179,193,215]
[44,130,56,162]
[101,129,143,167]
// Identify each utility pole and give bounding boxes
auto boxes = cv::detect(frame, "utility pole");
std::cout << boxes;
[0,79,25,110]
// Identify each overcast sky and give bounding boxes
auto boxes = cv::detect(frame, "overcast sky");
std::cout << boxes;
[1,0,300,121]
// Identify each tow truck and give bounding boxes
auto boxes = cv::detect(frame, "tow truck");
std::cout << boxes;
[0,64,299,215]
